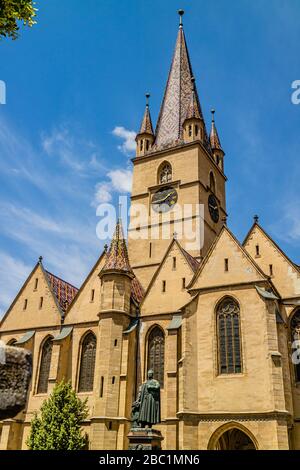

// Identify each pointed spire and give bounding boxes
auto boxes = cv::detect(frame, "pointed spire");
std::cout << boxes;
[138,93,154,136]
[102,218,134,275]
[184,77,201,120]
[209,109,223,152]
[155,11,208,149]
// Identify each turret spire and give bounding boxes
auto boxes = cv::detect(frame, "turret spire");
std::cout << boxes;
[154,11,209,150]
[185,77,201,120]
[209,109,223,152]
[136,93,155,156]
[102,218,134,275]
[138,93,154,135]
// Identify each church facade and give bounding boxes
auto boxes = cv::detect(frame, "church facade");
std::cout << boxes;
[1,12,300,450]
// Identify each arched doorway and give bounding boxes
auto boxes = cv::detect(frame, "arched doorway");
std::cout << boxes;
[208,423,258,450]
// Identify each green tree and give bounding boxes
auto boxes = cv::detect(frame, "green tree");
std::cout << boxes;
[0,0,37,40]
[26,380,89,450]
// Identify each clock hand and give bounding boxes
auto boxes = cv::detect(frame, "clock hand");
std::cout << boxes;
[153,191,174,204]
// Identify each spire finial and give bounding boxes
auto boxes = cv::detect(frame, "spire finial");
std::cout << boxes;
[39,256,43,263]
[178,9,184,27]
[145,93,150,107]
[191,76,195,91]
[254,215,259,223]
[211,108,215,123]
[118,201,122,221]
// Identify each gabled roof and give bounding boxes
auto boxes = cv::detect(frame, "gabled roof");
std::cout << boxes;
[0,258,77,327]
[141,237,199,304]
[45,271,78,313]
[154,22,209,150]
[188,225,269,290]
[243,221,300,275]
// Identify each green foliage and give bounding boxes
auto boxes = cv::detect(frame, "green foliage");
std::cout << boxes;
[0,0,37,40]
[26,380,89,450]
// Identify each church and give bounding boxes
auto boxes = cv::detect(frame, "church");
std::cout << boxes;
[1,11,300,450]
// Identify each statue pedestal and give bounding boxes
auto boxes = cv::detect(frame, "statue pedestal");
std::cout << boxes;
[128,428,163,450]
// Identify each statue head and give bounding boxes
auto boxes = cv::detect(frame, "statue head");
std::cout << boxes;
[147,369,154,380]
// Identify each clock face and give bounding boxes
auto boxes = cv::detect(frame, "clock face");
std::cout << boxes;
[152,187,178,213]
[208,194,219,223]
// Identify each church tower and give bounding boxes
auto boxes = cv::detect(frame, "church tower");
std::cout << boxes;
[128,10,227,289]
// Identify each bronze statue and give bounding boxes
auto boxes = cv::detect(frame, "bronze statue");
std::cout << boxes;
[131,369,161,429]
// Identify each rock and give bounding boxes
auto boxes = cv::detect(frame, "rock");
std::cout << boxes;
[0,342,32,420]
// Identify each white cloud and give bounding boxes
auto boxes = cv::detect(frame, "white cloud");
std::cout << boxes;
[112,126,136,155]
[92,169,132,207]
[271,205,300,245]
[93,182,113,204]
[0,252,32,317]
[42,126,105,176]
[108,169,132,193]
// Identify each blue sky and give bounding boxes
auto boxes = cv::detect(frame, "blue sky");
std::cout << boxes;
[0,0,300,315]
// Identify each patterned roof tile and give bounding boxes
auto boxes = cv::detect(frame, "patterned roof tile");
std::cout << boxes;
[131,276,145,304]
[46,271,78,312]
[102,219,134,274]
[154,25,210,151]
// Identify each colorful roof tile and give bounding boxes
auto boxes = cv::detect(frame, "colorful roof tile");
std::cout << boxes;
[154,22,209,150]
[180,246,200,272]
[102,219,134,274]
[131,276,145,304]
[46,271,78,312]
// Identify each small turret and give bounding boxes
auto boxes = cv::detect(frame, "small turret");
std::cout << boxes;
[99,218,134,314]
[135,93,154,157]
[210,109,225,171]
[183,77,204,143]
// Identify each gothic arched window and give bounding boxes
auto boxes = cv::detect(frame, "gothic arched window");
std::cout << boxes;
[210,172,216,193]
[78,332,97,392]
[37,337,53,394]
[217,298,242,375]
[159,163,172,184]
[147,326,165,388]
[291,310,300,382]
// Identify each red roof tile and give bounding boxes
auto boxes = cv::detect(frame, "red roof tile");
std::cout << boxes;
[46,271,78,312]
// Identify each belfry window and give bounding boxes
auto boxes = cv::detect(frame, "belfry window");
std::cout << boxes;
[291,310,300,382]
[209,172,216,193]
[37,337,53,394]
[147,326,165,388]
[217,297,242,375]
[159,163,172,184]
[78,332,97,392]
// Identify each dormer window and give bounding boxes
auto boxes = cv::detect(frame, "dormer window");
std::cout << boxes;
[188,125,192,137]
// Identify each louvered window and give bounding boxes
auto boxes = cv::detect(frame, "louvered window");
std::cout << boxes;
[217,298,242,374]
[148,327,165,388]
[37,337,53,393]
[78,333,96,392]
